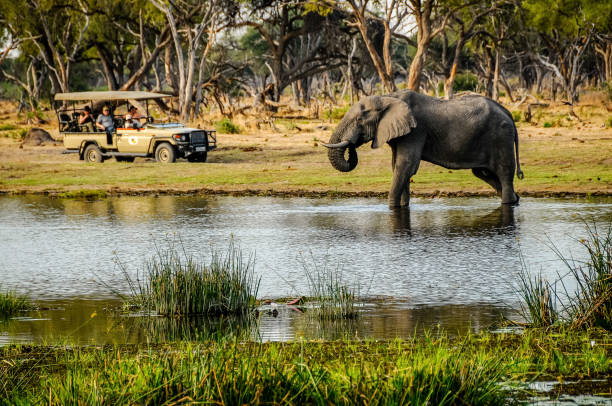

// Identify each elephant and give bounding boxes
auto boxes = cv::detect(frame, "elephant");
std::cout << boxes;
[322,90,524,207]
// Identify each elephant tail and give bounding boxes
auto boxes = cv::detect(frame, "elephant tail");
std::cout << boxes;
[514,127,524,180]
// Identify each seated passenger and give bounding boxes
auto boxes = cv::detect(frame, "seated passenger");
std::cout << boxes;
[126,106,144,127]
[96,106,115,145]
[124,114,141,129]
[78,106,94,132]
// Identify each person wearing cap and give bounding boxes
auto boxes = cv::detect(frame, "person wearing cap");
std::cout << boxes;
[96,106,115,144]
[126,106,144,126]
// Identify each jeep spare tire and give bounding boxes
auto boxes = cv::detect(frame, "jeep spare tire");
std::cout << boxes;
[155,142,176,163]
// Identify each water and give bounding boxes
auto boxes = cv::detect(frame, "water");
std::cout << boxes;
[1,195,611,343]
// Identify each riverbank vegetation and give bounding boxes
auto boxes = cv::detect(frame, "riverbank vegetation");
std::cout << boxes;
[0,286,32,318]
[517,222,612,330]
[119,241,259,317]
[1,329,610,404]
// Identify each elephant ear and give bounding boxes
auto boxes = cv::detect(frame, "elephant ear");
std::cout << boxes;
[371,96,416,149]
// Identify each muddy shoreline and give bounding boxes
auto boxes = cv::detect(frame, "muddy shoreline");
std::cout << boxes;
[1,186,611,199]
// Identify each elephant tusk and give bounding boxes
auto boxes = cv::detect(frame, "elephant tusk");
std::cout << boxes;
[321,140,350,148]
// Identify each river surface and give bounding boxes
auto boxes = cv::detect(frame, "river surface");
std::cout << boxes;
[1,195,611,343]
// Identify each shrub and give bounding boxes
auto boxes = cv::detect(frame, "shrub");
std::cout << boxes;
[605,81,612,101]
[543,122,552,128]
[215,118,241,134]
[453,72,479,92]
[511,111,522,123]
[324,105,350,120]
[605,117,612,128]
[0,124,17,131]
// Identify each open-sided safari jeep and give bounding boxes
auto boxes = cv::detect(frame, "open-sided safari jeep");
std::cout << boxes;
[55,91,216,163]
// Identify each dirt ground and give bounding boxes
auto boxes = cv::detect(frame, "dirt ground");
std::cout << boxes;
[0,97,611,198]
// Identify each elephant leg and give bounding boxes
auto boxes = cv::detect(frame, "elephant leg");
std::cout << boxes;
[499,169,519,204]
[472,168,502,195]
[392,145,410,205]
[389,141,422,207]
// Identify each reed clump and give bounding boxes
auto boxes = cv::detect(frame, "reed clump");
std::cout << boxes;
[0,286,33,318]
[123,240,259,317]
[300,254,359,320]
[516,222,612,330]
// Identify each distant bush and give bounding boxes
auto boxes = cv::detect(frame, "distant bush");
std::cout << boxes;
[511,111,522,123]
[606,117,612,128]
[543,122,552,128]
[453,73,479,92]
[324,105,349,120]
[605,81,612,101]
[0,124,17,131]
[215,118,241,134]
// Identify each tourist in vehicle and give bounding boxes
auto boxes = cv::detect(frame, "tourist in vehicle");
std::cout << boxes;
[96,106,115,144]
[78,106,94,132]
[124,114,140,129]
[126,106,144,126]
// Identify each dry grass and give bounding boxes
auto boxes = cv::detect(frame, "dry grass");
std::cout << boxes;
[0,98,610,197]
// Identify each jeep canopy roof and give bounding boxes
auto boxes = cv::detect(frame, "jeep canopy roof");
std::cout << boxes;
[54,91,171,101]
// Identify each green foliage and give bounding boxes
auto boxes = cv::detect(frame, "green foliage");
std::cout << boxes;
[511,111,523,123]
[324,105,349,120]
[215,118,241,134]
[605,82,612,101]
[543,122,552,128]
[0,285,33,318]
[606,117,612,128]
[56,190,108,199]
[0,124,17,131]
[453,73,479,92]
[120,240,259,317]
[517,267,559,328]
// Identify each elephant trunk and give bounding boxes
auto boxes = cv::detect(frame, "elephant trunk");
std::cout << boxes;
[326,131,358,172]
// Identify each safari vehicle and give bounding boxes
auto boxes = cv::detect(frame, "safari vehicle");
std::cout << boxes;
[54,91,216,163]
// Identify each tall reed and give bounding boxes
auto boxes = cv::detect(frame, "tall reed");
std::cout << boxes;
[121,240,259,317]
[0,285,32,318]
[516,222,612,330]
[299,253,359,320]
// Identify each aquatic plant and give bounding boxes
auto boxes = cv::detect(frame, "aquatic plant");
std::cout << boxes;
[516,222,612,330]
[516,262,559,328]
[554,223,612,330]
[299,253,359,320]
[0,286,32,318]
[120,240,259,317]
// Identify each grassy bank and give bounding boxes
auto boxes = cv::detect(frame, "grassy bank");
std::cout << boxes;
[0,100,611,197]
[0,286,32,318]
[1,329,610,404]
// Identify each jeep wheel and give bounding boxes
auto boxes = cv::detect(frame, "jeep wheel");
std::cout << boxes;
[84,144,104,163]
[155,143,176,163]
[187,152,207,163]
[115,156,135,163]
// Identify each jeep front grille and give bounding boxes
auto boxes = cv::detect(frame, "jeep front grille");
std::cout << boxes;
[190,131,206,145]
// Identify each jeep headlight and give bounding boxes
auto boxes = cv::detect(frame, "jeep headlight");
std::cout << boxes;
[173,134,188,142]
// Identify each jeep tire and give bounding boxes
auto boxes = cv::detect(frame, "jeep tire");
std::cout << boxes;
[84,144,104,163]
[155,142,176,163]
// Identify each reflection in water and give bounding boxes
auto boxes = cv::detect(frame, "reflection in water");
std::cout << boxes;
[1,195,612,305]
[0,299,517,345]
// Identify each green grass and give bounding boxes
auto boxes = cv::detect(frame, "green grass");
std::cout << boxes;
[0,124,17,131]
[56,189,108,199]
[119,240,259,317]
[511,110,522,123]
[2,329,610,404]
[324,105,350,120]
[0,286,33,318]
[215,117,241,134]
